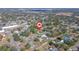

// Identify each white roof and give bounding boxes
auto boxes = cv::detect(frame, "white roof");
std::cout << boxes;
[60,40,64,43]
[41,34,47,38]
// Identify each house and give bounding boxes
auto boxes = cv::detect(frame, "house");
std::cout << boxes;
[41,34,48,40]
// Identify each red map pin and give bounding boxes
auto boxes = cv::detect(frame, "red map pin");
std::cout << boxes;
[36,20,43,31]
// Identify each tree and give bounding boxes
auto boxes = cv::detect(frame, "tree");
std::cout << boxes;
[25,43,31,49]
[0,45,11,51]
[13,33,21,41]
[30,26,37,33]
[10,46,17,51]
[34,38,39,42]
[20,30,29,37]
[59,43,69,51]
[48,40,54,46]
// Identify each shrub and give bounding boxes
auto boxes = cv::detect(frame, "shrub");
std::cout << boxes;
[25,43,31,49]
[13,33,21,41]
[48,40,54,45]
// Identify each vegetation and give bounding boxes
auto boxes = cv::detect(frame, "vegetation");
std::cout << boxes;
[0,45,11,51]
[25,43,31,49]
[48,40,54,46]
[13,33,21,41]
[20,30,29,37]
